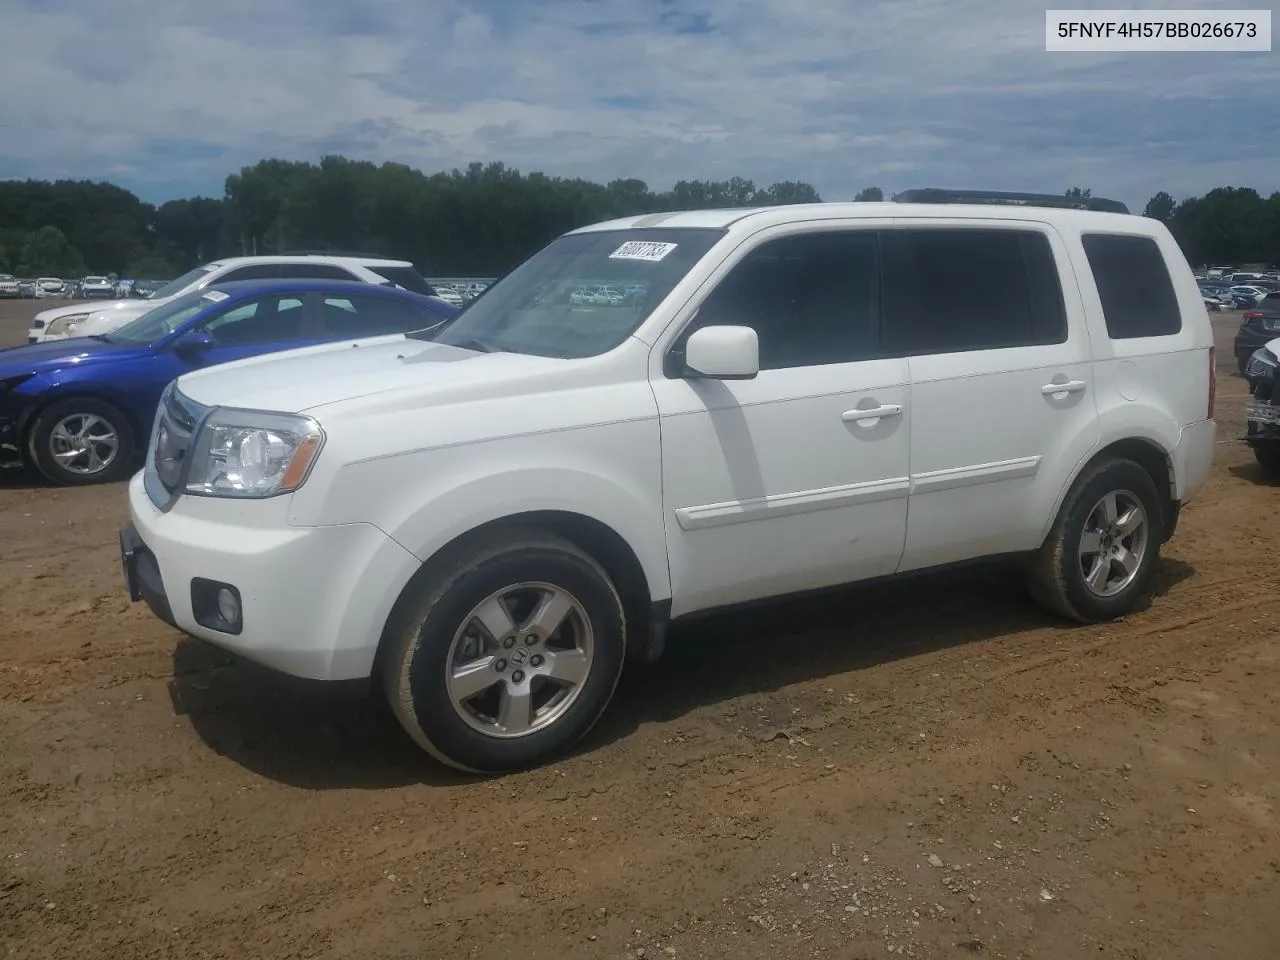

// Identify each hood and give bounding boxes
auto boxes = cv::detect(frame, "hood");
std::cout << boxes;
[35,298,149,323]
[175,335,574,414]
[0,336,147,378]
[77,301,158,335]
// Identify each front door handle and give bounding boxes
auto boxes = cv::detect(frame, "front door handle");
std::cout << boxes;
[842,403,903,425]
[1041,379,1087,397]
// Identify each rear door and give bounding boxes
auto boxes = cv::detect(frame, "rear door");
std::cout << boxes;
[884,222,1099,571]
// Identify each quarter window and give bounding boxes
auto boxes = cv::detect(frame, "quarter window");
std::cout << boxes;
[1082,234,1182,338]
[881,228,1067,355]
[682,231,881,370]
[319,295,436,336]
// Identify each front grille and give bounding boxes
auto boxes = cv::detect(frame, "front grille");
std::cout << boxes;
[148,386,208,497]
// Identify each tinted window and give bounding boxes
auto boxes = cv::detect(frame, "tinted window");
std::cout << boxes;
[366,265,436,295]
[683,231,880,370]
[199,295,304,345]
[280,263,357,281]
[1081,234,1181,338]
[881,229,1066,355]
[319,295,439,336]
[218,264,281,283]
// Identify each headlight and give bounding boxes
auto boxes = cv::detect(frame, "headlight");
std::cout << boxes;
[185,408,324,498]
[1246,348,1278,378]
[45,313,90,336]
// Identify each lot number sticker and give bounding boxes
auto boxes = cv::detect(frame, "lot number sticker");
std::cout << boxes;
[609,241,678,262]
[202,290,230,302]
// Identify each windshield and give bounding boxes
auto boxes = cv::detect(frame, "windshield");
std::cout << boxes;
[146,265,215,300]
[104,290,211,345]
[427,228,725,358]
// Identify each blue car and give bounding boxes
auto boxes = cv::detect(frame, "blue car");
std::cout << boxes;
[0,278,457,486]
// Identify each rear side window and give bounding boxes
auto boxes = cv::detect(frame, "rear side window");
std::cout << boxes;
[280,263,358,281]
[218,264,281,282]
[1081,234,1182,338]
[882,228,1067,355]
[365,265,436,296]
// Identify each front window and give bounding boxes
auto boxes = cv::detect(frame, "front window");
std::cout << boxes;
[104,291,211,344]
[427,228,725,358]
[146,265,215,300]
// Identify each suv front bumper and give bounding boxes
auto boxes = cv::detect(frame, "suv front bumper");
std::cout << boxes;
[123,471,422,682]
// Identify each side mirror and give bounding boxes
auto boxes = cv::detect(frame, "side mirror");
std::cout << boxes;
[684,325,759,380]
[173,329,214,355]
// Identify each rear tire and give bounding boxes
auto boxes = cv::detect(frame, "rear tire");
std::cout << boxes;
[379,529,626,774]
[1026,458,1163,623]
[27,398,136,486]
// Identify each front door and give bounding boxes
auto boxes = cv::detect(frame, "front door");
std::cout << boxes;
[651,227,912,616]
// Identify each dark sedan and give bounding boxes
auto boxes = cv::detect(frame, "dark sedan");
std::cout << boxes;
[1233,293,1280,373]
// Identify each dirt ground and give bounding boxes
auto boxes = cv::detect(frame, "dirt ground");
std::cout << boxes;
[2,297,1278,960]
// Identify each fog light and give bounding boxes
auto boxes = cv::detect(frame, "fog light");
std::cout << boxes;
[190,578,243,635]
[216,588,240,625]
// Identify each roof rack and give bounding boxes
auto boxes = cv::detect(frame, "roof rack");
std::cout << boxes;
[893,188,1129,215]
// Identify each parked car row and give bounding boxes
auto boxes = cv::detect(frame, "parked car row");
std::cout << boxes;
[25,254,440,344]
[1198,274,1279,312]
[430,279,493,306]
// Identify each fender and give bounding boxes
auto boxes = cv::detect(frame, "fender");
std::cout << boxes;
[1038,405,1178,543]
[291,424,672,603]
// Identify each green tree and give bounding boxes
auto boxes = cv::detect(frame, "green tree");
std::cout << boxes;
[128,251,180,278]
[1143,191,1176,222]
[1065,187,1092,200]
[854,186,884,201]
[17,225,86,276]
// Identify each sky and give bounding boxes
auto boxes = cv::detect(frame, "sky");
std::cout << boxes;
[0,0,1274,211]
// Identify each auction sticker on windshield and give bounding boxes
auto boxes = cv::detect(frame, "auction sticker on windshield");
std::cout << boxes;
[202,290,230,302]
[609,241,678,262]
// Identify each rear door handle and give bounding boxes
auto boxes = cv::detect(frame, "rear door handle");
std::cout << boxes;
[1041,379,1087,396]
[842,404,903,425]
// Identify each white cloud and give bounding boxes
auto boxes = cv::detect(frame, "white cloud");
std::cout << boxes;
[0,0,1273,209]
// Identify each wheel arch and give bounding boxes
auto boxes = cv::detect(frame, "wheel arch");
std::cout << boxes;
[373,509,660,681]
[17,385,147,452]
[1041,435,1177,546]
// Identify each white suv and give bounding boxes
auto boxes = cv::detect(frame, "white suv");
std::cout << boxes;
[121,190,1216,773]
[26,255,437,343]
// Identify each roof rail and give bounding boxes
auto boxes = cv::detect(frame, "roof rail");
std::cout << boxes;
[279,249,399,259]
[893,188,1129,215]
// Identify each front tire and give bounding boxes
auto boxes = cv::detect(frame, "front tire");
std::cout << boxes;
[1026,458,1163,623]
[380,530,626,774]
[27,398,136,486]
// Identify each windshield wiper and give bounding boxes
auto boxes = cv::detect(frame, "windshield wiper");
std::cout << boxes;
[450,337,506,354]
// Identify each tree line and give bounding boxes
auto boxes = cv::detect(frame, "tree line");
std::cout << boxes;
[0,156,1275,278]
